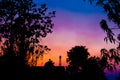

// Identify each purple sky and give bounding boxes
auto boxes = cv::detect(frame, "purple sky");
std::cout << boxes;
[33,0,117,66]
[33,0,119,80]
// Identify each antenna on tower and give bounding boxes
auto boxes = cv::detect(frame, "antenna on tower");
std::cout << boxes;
[59,55,62,66]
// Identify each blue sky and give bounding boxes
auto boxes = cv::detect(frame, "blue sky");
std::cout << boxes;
[34,0,105,14]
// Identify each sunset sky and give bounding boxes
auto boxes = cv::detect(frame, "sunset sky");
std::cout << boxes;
[34,0,117,66]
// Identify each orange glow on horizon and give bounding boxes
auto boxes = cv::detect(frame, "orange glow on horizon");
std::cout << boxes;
[36,45,102,66]
[37,37,117,67]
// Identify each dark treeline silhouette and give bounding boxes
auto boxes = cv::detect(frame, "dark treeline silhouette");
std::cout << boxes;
[0,45,111,80]
[0,0,120,80]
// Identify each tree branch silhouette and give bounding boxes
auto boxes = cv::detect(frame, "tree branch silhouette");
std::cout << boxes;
[0,0,55,66]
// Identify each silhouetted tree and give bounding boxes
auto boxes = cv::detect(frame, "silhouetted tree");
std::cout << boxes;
[66,45,107,80]
[94,0,120,78]
[66,45,90,72]
[0,0,55,66]
[66,45,90,80]
[84,0,120,71]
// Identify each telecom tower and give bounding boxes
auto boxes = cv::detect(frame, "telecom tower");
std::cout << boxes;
[59,55,62,66]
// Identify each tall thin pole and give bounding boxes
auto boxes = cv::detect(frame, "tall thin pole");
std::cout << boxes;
[59,55,62,66]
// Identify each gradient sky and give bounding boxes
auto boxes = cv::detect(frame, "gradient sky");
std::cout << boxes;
[33,0,117,66]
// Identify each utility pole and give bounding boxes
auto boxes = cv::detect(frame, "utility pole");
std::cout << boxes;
[59,55,62,66]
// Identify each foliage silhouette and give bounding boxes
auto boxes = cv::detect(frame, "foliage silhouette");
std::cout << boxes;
[100,19,115,44]
[44,59,55,68]
[0,0,55,66]
[99,48,119,71]
[84,0,120,72]
[81,56,107,80]
[85,0,120,44]
[67,45,89,68]
[86,0,120,25]
[66,45,89,79]
[27,45,51,66]
[66,45,107,80]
